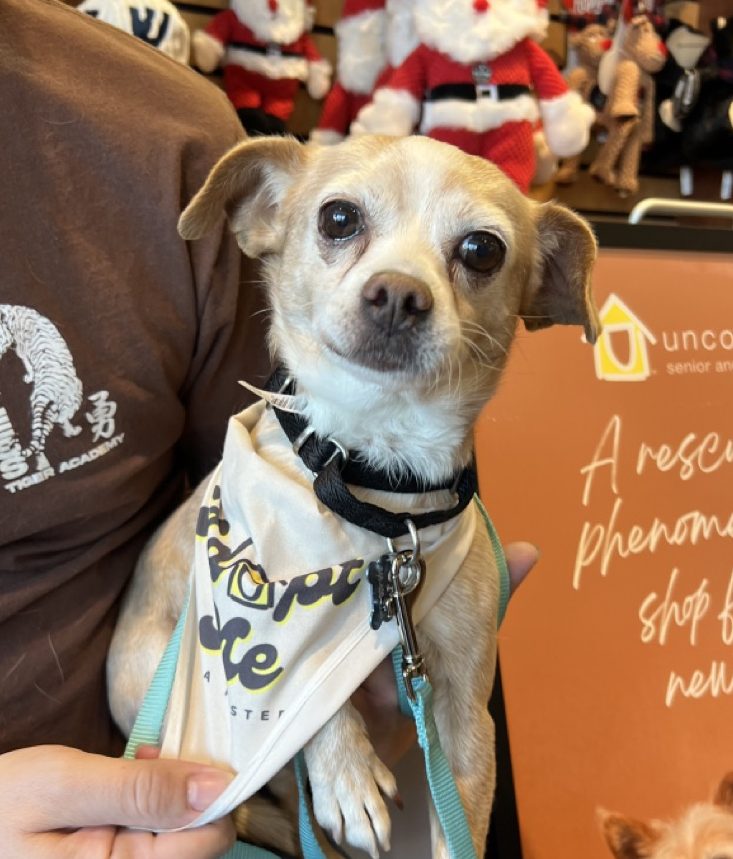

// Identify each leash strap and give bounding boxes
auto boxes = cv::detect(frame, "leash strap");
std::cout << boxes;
[224,843,284,858]
[388,500,509,859]
[123,597,189,759]
[294,752,329,859]
[391,651,478,859]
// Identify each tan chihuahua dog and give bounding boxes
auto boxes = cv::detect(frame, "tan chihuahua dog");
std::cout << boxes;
[600,772,733,859]
[108,134,599,858]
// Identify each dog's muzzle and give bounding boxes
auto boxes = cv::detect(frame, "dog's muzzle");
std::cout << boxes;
[350,272,433,372]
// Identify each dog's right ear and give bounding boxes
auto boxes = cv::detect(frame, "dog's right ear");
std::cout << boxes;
[521,203,601,344]
[597,809,661,859]
[178,136,308,257]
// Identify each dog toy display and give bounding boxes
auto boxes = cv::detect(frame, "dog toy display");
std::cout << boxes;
[77,0,190,63]
[108,135,600,857]
[667,15,733,200]
[600,771,733,859]
[310,0,387,144]
[352,0,594,193]
[192,0,331,136]
[589,3,667,196]
[646,8,710,164]
[555,23,612,184]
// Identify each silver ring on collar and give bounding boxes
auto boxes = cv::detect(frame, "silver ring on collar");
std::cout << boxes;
[386,517,421,558]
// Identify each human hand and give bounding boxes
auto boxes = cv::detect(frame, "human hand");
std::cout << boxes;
[353,541,540,767]
[0,744,235,859]
[504,541,540,595]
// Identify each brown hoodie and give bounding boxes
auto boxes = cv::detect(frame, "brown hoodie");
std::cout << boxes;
[0,0,270,755]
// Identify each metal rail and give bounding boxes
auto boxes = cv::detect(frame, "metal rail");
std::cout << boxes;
[628,197,733,226]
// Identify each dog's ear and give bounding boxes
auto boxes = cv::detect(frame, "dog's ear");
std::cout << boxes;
[598,809,661,859]
[714,772,733,810]
[178,136,307,257]
[521,203,601,344]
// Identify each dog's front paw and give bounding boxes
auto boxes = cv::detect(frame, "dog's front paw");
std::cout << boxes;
[305,706,397,858]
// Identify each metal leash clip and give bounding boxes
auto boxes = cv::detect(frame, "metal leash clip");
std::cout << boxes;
[366,519,428,701]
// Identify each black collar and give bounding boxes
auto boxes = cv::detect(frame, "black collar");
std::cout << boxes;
[264,368,478,539]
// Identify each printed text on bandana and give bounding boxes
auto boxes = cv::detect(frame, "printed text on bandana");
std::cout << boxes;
[196,486,365,696]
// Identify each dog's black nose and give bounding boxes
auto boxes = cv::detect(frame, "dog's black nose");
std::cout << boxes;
[361,273,433,333]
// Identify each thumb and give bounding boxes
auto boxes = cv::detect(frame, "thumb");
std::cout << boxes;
[504,541,540,596]
[7,746,233,832]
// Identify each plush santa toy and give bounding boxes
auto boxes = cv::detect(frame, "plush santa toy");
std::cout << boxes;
[352,0,594,192]
[311,0,387,144]
[193,0,331,136]
[78,0,190,63]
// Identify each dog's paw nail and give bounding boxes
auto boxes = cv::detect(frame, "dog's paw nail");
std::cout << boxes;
[393,792,404,811]
[374,761,398,799]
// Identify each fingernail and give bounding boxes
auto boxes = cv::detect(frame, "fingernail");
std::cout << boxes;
[187,770,233,811]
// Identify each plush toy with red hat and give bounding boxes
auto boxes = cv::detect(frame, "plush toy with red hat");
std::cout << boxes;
[311,0,387,144]
[352,0,595,193]
[193,0,331,136]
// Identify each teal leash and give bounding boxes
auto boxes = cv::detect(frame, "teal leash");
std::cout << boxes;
[388,498,510,859]
[390,647,478,859]
[123,596,189,760]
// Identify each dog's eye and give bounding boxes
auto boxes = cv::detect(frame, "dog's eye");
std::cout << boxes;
[319,200,364,241]
[457,231,506,275]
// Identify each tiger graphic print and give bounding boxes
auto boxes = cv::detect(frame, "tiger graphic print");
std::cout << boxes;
[0,305,83,459]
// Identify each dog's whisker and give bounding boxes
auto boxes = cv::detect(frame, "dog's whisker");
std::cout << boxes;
[445,354,455,401]
[457,333,503,375]
[461,320,509,357]
[460,334,491,365]
[451,356,466,405]
[445,354,459,402]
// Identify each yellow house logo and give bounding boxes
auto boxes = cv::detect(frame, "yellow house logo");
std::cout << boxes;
[594,294,656,382]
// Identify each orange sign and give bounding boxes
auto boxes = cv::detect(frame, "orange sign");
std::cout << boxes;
[475,248,733,859]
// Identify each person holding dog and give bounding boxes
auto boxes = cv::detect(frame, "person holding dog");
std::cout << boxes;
[0,1,538,856]
[1,1,267,855]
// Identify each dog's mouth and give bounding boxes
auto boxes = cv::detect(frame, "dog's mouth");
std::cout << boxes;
[324,336,428,376]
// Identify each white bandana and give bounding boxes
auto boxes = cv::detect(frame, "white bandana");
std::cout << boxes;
[159,401,477,827]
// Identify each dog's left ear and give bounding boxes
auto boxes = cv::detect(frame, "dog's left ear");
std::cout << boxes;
[521,203,601,344]
[178,136,308,257]
[714,772,733,810]
[598,809,661,859]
